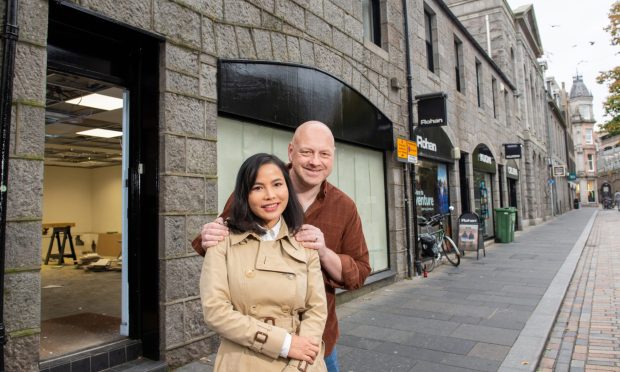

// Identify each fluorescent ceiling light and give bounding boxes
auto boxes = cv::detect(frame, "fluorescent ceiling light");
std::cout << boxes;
[76,129,123,138]
[66,93,123,111]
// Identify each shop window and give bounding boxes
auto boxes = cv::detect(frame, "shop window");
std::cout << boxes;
[454,36,463,93]
[587,180,595,202]
[473,172,494,238]
[362,0,381,47]
[424,8,437,73]
[414,160,450,220]
[475,59,483,107]
[217,117,389,272]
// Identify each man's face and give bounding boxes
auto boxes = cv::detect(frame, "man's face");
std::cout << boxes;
[288,126,335,189]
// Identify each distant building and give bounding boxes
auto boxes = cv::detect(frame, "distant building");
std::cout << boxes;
[569,75,599,205]
[597,132,620,197]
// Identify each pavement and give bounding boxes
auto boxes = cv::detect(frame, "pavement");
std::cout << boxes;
[175,207,606,371]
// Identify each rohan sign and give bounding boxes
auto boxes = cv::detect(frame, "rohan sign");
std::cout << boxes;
[416,92,447,128]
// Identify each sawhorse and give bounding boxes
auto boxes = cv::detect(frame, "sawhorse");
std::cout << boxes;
[44,225,77,265]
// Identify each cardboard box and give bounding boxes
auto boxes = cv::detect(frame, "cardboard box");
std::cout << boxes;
[97,233,122,257]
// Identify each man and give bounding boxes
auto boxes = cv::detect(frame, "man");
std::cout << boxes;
[614,191,620,211]
[192,121,371,372]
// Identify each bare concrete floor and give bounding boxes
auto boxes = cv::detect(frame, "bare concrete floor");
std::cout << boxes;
[40,264,124,360]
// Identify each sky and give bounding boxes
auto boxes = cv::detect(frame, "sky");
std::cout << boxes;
[506,0,617,127]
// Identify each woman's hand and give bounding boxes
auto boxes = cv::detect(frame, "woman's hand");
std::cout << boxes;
[287,335,319,364]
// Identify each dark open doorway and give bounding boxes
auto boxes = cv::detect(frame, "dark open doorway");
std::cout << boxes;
[46,1,161,360]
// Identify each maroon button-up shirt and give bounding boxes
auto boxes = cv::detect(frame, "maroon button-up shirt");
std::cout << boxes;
[192,181,371,356]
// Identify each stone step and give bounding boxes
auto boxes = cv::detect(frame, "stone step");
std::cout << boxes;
[107,357,167,372]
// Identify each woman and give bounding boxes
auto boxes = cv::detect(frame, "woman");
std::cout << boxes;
[200,153,327,372]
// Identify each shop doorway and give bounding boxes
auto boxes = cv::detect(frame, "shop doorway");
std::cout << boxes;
[41,72,129,358]
[42,1,162,362]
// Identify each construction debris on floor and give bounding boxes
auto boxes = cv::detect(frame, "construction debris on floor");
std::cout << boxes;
[77,253,122,272]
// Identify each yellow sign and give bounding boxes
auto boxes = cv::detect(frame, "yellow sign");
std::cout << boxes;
[396,138,418,164]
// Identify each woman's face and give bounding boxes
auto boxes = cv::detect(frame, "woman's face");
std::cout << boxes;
[248,163,289,229]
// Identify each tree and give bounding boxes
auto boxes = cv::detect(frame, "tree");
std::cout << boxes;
[596,2,620,135]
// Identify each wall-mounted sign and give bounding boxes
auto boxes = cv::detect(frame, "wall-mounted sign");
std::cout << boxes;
[412,126,454,162]
[506,159,519,180]
[553,166,566,177]
[567,172,577,181]
[504,143,522,159]
[472,144,497,174]
[415,92,447,128]
[396,137,418,164]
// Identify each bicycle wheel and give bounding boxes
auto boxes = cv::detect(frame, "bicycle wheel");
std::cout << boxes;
[441,236,460,266]
[423,255,437,273]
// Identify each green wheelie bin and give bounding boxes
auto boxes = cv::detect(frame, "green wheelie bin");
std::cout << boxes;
[494,208,513,243]
[507,207,517,242]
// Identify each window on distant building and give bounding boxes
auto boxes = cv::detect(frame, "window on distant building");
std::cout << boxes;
[475,59,482,107]
[491,77,497,118]
[510,47,516,79]
[504,90,510,126]
[454,36,463,92]
[585,128,593,144]
[587,154,594,171]
[362,0,381,47]
[424,8,437,73]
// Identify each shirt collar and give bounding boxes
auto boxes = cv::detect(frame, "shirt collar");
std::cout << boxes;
[229,218,294,246]
[258,218,282,241]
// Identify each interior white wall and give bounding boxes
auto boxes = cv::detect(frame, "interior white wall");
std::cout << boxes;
[42,165,122,258]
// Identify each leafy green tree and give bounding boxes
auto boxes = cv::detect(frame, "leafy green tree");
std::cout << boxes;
[597,2,620,135]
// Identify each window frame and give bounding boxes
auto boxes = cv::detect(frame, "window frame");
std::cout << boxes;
[424,8,436,73]
[454,36,463,93]
[475,59,482,108]
[587,154,594,171]
[491,77,498,118]
[362,0,382,47]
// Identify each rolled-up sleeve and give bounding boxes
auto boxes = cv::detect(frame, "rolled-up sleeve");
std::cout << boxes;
[326,209,371,290]
[199,239,289,359]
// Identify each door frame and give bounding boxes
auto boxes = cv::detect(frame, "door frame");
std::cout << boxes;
[47,2,162,359]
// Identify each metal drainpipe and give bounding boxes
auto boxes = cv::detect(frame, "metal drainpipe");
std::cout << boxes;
[401,0,421,276]
[0,0,19,368]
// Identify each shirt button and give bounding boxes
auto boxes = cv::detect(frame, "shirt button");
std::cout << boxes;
[249,305,258,315]
[286,274,295,280]
[281,305,290,314]
[246,269,255,278]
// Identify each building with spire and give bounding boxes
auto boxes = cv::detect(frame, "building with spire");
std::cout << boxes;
[569,74,599,205]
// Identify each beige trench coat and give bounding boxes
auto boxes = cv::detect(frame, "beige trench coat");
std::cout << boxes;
[200,220,327,372]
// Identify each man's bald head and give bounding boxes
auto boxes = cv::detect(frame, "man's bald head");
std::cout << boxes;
[292,121,335,147]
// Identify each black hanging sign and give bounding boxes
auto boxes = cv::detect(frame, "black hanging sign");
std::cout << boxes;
[416,92,447,128]
[504,143,522,159]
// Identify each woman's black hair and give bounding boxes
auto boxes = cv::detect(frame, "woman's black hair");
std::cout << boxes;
[227,153,304,234]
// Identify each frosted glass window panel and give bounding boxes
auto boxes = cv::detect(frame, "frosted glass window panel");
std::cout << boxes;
[329,142,388,273]
[218,117,389,273]
[217,117,289,210]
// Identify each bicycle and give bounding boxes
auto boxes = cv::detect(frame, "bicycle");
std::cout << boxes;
[417,207,462,273]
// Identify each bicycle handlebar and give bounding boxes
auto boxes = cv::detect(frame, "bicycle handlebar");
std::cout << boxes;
[416,212,451,227]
